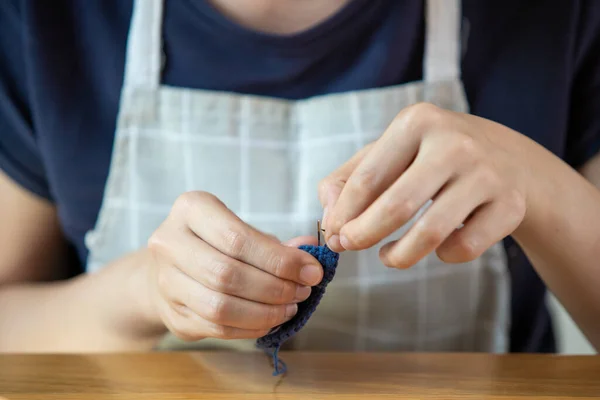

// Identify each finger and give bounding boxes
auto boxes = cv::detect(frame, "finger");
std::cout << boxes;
[325,131,423,252]
[318,143,373,229]
[378,174,490,269]
[163,265,299,330]
[339,147,454,250]
[436,195,525,263]
[172,192,323,286]
[166,304,269,341]
[155,230,312,305]
[283,235,319,248]
[327,128,422,246]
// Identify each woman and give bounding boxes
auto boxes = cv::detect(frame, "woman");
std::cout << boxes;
[0,0,599,353]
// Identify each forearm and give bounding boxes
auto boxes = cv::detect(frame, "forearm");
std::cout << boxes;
[512,139,600,351]
[0,249,167,352]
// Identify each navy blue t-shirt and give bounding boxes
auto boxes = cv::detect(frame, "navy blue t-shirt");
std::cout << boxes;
[2,0,600,353]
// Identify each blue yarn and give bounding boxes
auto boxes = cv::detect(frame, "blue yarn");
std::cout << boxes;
[271,346,287,376]
[256,245,340,376]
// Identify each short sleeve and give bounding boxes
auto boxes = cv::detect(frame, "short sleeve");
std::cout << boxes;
[0,0,52,200]
[565,1,600,169]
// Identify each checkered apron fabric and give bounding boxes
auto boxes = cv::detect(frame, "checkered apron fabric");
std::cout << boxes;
[85,0,511,352]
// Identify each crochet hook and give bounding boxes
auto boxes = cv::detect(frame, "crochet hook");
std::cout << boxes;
[317,220,326,246]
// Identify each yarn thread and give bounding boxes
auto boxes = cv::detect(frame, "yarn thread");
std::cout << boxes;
[256,245,340,376]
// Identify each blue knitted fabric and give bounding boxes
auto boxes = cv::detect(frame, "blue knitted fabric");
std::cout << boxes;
[256,245,339,376]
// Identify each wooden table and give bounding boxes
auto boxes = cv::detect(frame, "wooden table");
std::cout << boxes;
[0,352,598,399]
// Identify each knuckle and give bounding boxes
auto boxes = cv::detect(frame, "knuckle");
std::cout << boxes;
[318,176,344,208]
[267,251,288,278]
[449,137,482,169]
[447,134,477,158]
[205,294,228,324]
[265,305,285,328]
[348,168,378,193]
[504,189,527,220]
[174,191,218,215]
[413,102,442,118]
[457,135,479,155]
[318,177,334,199]
[207,323,231,339]
[473,165,502,191]
[415,220,444,248]
[209,259,240,293]
[174,191,199,212]
[386,197,418,224]
[147,229,169,255]
[222,228,248,258]
[453,236,481,261]
[396,102,441,130]
[273,280,296,304]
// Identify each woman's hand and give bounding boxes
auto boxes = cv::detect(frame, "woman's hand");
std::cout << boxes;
[319,102,532,268]
[146,191,323,342]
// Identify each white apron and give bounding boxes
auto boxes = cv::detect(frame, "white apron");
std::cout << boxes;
[85,0,511,352]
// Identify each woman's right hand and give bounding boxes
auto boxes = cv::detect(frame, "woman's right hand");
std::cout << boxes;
[146,191,323,342]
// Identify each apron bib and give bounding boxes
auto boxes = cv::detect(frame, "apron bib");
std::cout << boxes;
[85,0,511,353]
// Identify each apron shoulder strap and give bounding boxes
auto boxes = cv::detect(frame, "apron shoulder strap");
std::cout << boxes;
[123,0,164,90]
[423,0,463,83]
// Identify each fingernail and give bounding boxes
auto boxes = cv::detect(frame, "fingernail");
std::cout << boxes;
[294,285,312,302]
[300,264,322,286]
[328,234,342,251]
[285,303,298,319]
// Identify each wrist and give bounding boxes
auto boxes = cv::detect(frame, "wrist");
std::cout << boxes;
[510,136,576,247]
[60,248,168,351]
[125,248,168,338]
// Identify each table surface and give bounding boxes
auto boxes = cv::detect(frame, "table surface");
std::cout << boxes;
[0,352,599,399]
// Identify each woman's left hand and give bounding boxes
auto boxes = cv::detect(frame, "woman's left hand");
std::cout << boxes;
[319,102,533,268]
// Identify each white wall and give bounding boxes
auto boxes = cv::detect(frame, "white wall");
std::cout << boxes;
[547,293,595,354]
